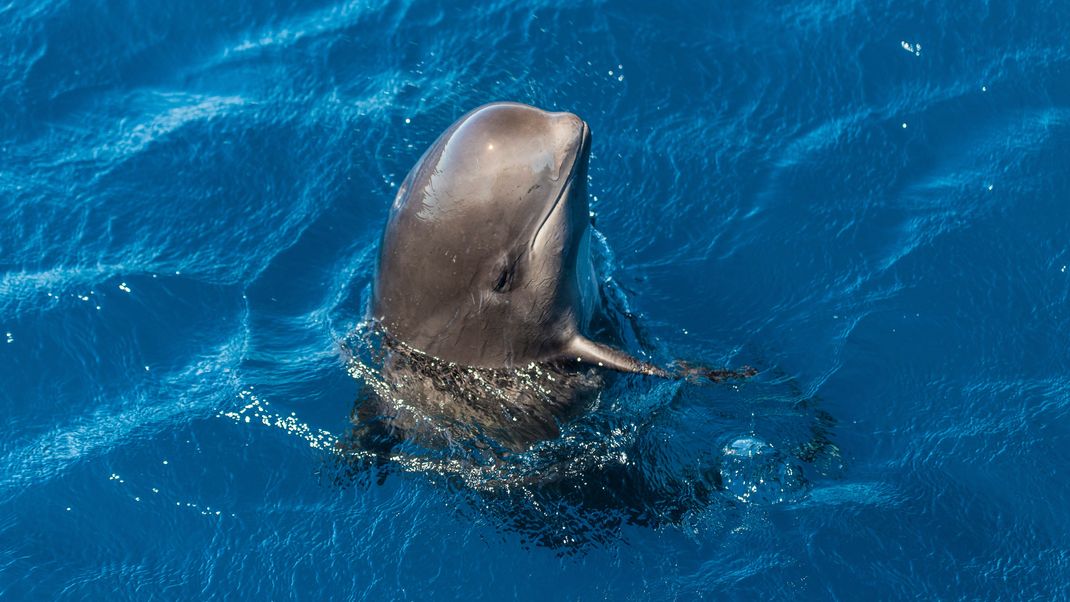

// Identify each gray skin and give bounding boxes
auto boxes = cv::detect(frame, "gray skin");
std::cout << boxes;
[371,102,666,376]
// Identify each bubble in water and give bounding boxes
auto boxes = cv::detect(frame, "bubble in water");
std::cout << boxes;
[720,436,808,504]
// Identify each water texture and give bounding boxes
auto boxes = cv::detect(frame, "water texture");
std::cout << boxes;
[2,0,1069,599]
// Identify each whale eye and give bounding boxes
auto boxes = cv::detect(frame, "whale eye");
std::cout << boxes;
[493,258,520,293]
[493,266,512,292]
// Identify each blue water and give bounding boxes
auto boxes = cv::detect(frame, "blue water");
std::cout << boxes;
[3,0,1069,598]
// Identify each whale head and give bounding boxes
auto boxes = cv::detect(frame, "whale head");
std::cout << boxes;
[373,102,661,376]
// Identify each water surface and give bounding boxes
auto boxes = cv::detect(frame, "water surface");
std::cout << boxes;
[2,0,1069,598]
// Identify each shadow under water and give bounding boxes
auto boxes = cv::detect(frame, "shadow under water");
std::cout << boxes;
[331,322,842,552]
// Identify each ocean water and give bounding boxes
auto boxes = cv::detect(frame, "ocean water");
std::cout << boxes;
[2,0,1069,598]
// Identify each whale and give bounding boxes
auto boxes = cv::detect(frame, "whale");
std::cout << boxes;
[335,103,791,545]
[371,101,666,377]
[351,102,753,454]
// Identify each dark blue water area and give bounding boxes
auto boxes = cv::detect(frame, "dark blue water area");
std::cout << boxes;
[3,0,1070,598]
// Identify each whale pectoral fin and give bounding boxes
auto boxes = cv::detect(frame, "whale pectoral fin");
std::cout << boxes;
[562,336,671,377]
[561,337,760,384]
[672,360,758,383]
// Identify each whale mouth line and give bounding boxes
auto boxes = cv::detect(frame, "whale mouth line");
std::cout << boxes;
[530,122,590,251]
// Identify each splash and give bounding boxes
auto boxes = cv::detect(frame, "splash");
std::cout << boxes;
[217,387,338,451]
